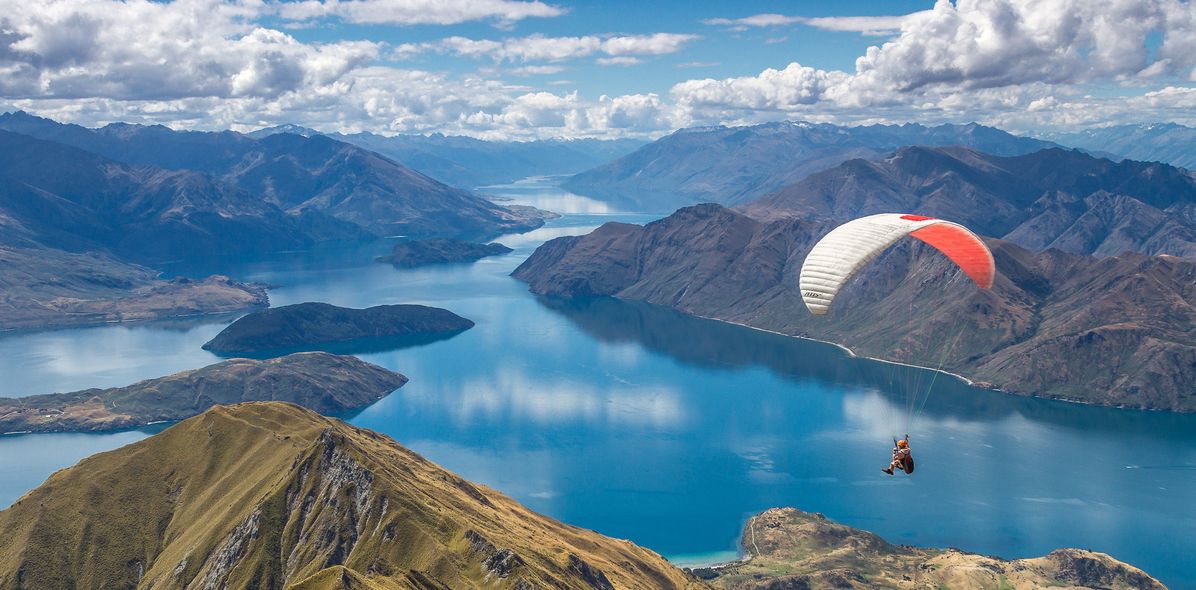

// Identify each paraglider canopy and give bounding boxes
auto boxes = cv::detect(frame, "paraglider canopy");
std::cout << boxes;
[800,213,994,315]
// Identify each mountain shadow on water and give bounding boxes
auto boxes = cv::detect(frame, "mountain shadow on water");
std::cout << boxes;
[534,295,1196,438]
[205,330,471,360]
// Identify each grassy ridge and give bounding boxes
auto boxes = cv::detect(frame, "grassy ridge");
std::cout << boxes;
[0,402,704,590]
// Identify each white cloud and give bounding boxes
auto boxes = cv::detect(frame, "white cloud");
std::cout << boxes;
[596,56,640,67]
[404,32,697,63]
[273,0,565,26]
[799,15,917,36]
[588,93,675,130]
[702,12,918,35]
[2,0,1195,140]
[0,0,378,100]
[702,14,803,29]
[675,0,1196,128]
[672,63,848,110]
[499,34,601,61]
[509,65,565,76]
[600,33,698,56]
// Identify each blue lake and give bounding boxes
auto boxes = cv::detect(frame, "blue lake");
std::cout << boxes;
[1,177,1194,587]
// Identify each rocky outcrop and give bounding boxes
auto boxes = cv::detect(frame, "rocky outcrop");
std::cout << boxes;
[0,402,705,590]
[513,204,1196,411]
[705,508,1164,590]
[376,239,513,268]
[0,246,268,331]
[0,352,407,433]
[202,302,475,355]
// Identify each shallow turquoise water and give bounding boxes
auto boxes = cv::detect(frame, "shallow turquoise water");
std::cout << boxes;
[1,178,1194,586]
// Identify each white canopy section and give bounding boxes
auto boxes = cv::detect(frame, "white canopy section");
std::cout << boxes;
[800,214,995,315]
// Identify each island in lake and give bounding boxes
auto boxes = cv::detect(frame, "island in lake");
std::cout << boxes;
[376,237,513,267]
[202,302,475,355]
[0,352,406,433]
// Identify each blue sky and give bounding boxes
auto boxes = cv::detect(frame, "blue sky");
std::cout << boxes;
[1,0,1194,138]
[275,0,936,98]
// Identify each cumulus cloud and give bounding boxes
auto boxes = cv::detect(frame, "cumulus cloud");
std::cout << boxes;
[273,0,564,26]
[0,0,377,100]
[677,0,1196,126]
[672,63,848,110]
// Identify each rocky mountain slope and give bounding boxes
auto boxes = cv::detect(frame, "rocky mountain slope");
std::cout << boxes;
[249,126,645,189]
[562,121,1056,210]
[0,353,405,433]
[376,239,512,268]
[1042,122,1196,170]
[202,303,474,355]
[743,146,1196,258]
[0,402,704,590]
[513,205,1196,411]
[0,246,267,331]
[0,130,366,263]
[0,112,542,241]
[703,508,1163,590]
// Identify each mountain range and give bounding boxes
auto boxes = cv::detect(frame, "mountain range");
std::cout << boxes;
[562,121,1059,210]
[743,145,1196,258]
[513,204,1196,412]
[0,112,543,244]
[1040,123,1196,170]
[0,130,367,262]
[249,125,645,188]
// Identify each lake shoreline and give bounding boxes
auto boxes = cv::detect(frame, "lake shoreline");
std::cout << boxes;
[684,308,1176,414]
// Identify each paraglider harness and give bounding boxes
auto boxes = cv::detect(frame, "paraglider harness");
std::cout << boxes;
[889,435,914,474]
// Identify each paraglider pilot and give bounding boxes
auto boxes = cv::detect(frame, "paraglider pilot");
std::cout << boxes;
[882,435,913,475]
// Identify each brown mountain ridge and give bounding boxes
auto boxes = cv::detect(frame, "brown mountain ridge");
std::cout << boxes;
[743,146,1196,259]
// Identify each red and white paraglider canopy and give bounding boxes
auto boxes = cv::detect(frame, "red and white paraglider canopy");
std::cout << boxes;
[800,214,995,315]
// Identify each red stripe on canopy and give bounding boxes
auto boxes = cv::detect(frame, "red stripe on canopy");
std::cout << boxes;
[909,223,995,288]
